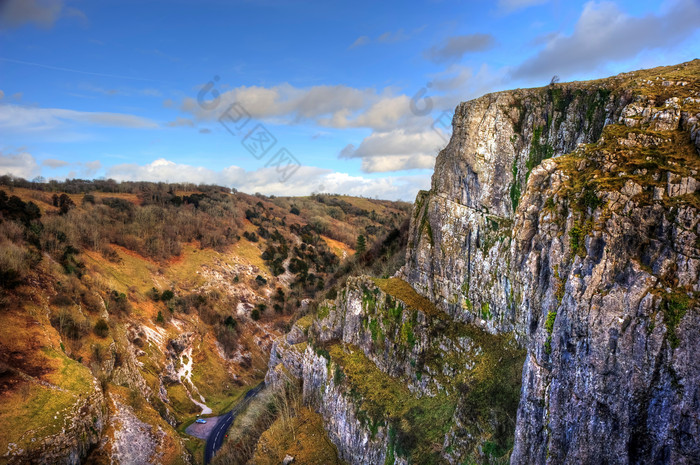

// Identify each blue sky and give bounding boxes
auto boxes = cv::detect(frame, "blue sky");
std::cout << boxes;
[1,0,699,200]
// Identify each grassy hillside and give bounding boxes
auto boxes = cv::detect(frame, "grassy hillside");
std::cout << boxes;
[0,177,410,464]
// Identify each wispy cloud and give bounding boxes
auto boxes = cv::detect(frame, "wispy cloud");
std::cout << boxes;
[424,33,496,63]
[0,0,86,29]
[0,103,159,132]
[139,48,180,63]
[166,117,195,128]
[498,0,550,13]
[348,35,371,49]
[513,0,700,80]
[348,27,423,49]
[0,57,168,83]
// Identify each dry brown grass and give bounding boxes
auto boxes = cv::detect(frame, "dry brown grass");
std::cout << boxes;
[254,406,345,465]
[321,235,355,258]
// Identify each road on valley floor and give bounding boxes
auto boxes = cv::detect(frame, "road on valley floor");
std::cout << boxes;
[204,381,266,464]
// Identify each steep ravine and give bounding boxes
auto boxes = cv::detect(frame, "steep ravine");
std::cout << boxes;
[266,60,700,464]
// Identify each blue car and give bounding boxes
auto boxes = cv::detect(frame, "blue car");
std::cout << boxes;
[195,419,207,424]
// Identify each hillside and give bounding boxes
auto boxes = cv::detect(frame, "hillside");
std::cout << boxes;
[0,180,410,464]
[262,60,700,464]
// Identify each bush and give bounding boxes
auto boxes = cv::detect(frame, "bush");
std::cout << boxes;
[147,287,160,301]
[251,308,261,321]
[107,290,131,315]
[215,323,238,356]
[50,292,74,307]
[160,289,175,301]
[325,288,337,300]
[94,318,109,337]
[51,309,90,340]
[81,291,104,313]
[0,241,32,288]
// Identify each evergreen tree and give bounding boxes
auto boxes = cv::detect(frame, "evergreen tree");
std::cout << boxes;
[356,235,366,255]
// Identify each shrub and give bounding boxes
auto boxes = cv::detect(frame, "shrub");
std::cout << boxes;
[94,318,109,337]
[0,241,32,288]
[107,290,131,315]
[81,291,104,313]
[147,287,160,301]
[50,292,74,307]
[215,322,238,355]
[160,289,174,301]
[251,308,261,321]
[51,309,90,340]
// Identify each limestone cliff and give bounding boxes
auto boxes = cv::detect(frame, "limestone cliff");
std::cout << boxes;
[267,276,525,464]
[267,60,700,464]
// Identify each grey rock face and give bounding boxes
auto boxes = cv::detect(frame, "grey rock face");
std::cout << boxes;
[4,382,106,465]
[268,61,700,465]
[401,84,632,336]
[301,346,391,465]
[401,65,700,464]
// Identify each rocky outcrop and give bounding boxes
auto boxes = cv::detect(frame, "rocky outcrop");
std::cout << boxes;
[401,81,635,335]
[402,60,700,464]
[108,398,163,465]
[4,381,106,465]
[299,346,394,465]
[266,276,524,464]
[268,60,700,465]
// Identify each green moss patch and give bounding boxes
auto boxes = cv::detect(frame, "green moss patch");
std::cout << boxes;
[329,344,456,464]
[373,277,445,318]
[661,291,692,349]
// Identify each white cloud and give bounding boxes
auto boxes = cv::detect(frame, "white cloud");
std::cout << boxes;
[42,158,70,168]
[0,0,85,29]
[513,0,700,80]
[430,63,507,104]
[0,149,39,179]
[182,83,374,125]
[180,83,429,133]
[104,158,428,200]
[340,128,448,173]
[0,103,159,132]
[82,160,101,177]
[318,95,430,132]
[180,80,457,174]
[498,0,550,13]
[424,34,496,63]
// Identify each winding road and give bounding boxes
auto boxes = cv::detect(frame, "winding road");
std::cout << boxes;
[204,381,265,464]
